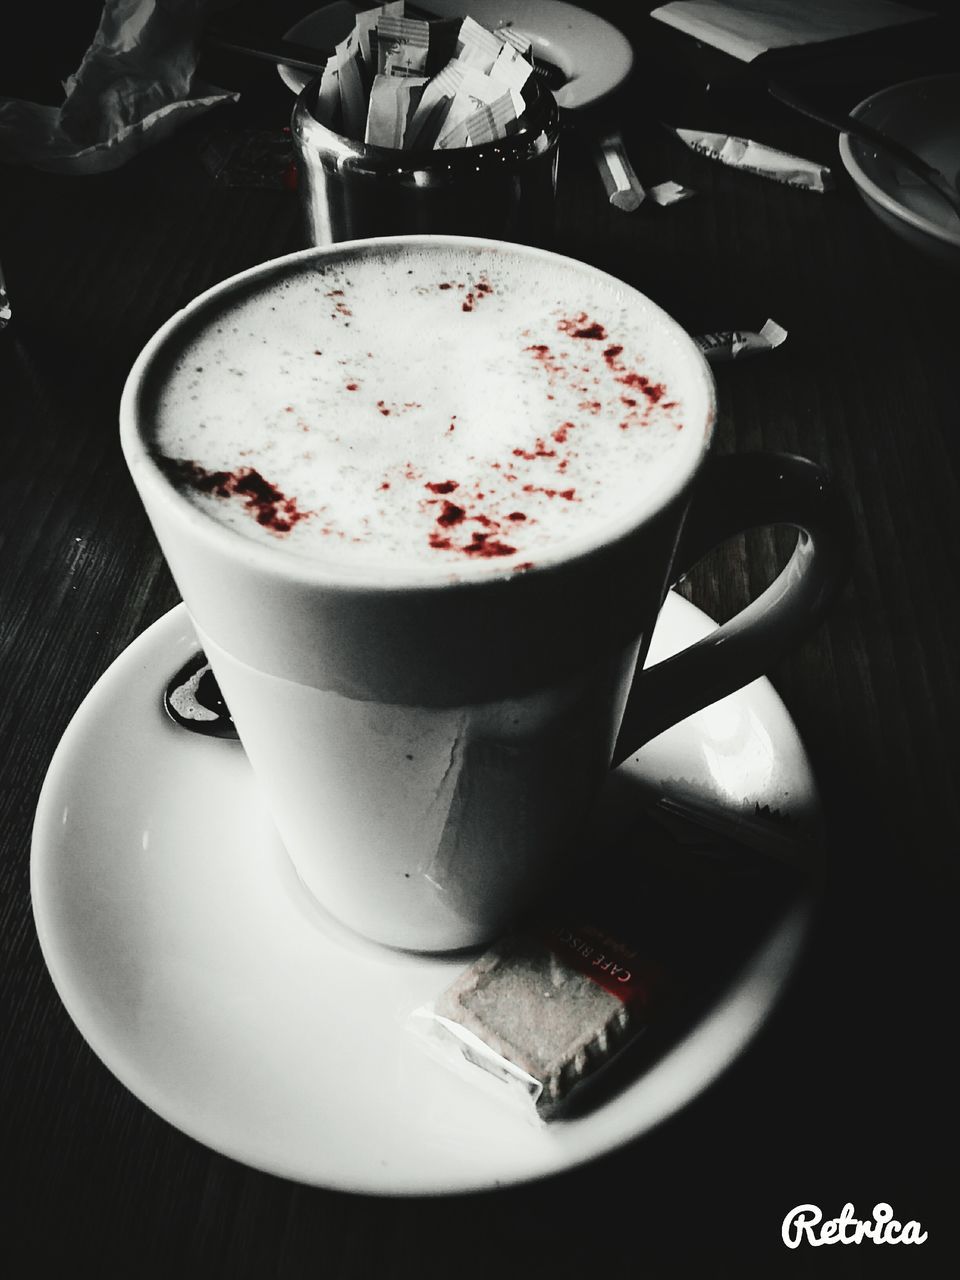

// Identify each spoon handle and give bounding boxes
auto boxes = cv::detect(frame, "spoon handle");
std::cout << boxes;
[205,30,330,76]
[767,79,960,219]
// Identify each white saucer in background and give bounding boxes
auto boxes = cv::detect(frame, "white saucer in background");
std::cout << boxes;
[32,594,818,1195]
[278,1,634,111]
[840,74,960,266]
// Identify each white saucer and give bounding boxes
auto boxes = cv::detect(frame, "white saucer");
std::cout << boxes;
[278,1,634,111]
[839,74,960,265]
[32,595,818,1195]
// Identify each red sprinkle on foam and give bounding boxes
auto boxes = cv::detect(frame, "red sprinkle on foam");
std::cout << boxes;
[619,371,666,402]
[522,484,577,501]
[512,438,557,461]
[558,314,608,340]
[437,501,466,527]
[462,531,516,558]
[162,459,312,536]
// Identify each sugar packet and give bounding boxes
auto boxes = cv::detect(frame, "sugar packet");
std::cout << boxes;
[437,90,521,150]
[314,56,342,129]
[696,318,788,361]
[404,58,469,149]
[376,14,431,77]
[672,127,833,192]
[434,64,521,148]
[326,7,538,152]
[490,41,535,94]
[335,25,368,140]
[365,73,428,148]
[454,14,504,71]
[494,25,533,59]
[356,1,405,79]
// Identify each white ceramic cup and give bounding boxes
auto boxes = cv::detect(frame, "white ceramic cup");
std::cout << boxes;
[120,236,850,952]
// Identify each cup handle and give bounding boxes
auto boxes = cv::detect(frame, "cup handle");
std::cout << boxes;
[612,452,853,765]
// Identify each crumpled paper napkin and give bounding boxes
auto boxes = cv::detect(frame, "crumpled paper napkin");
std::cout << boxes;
[0,0,238,174]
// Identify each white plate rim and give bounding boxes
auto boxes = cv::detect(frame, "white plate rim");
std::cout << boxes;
[30,598,818,1194]
[277,0,635,111]
[838,72,960,251]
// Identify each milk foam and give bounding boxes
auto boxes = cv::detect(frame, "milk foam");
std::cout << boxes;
[146,243,710,577]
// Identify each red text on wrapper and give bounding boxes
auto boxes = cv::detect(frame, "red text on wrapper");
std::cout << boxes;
[548,925,663,1008]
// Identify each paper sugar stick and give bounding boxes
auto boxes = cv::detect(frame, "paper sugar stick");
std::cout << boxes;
[489,42,534,93]
[315,56,342,128]
[437,91,519,149]
[672,127,833,192]
[357,1,404,77]
[335,27,368,139]
[695,319,788,361]
[495,25,533,58]
[404,58,468,149]
[594,134,645,211]
[455,15,503,71]
[366,74,428,147]
[377,15,431,77]
[432,65,509,140]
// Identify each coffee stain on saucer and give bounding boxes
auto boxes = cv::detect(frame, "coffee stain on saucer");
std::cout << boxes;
[164,652,239,739]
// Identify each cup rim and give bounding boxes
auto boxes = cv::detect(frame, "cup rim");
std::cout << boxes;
[120,234,717,596]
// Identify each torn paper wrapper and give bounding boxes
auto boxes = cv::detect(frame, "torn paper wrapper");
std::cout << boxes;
[673,128,833,192]
[696,319,788,362]
[651,0,931,63]
[0,0,237,175]
[649,180,696,206]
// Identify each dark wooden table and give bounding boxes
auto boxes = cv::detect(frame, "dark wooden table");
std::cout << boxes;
[2,3,958,1274]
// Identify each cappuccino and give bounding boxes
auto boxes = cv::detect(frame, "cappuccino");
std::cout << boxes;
[144,241,709,579]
